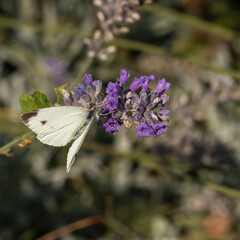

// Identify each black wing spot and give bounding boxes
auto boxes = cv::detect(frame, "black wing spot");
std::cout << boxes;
[20,110,39,124]
[41,120,47,125]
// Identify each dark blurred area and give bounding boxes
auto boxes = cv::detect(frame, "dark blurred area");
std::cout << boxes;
[0,0,240,239]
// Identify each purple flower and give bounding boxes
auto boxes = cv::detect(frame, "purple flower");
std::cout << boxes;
[119,69,130,85]
[141,75,155,91]
[136,123,152,137]
[105,97,119,111]
[159,109,169,115]
[130,75,155,92]
[104,118,120,133]
[151,124,165,136]
[106,82,119,97]
[155,78,171,94]
[84,74,93,85]
[130,77,142,91]
[75,83,85,96]
[152,124,170,136]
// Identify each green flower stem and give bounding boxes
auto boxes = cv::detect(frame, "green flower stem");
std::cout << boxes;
[109,38,240,81]
[142,4,238,42]
[0,16,90,39]
[206,182,240,198]
[0,132,35,154]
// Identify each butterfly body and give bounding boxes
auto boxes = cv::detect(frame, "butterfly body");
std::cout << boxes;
[20,106,94,172]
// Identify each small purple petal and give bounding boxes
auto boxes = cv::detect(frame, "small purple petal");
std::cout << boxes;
[141,75,155,92]
[151,123,164,136]
[104,118,120,133]
[130,77,142,91]
[105,97,119,111]
[141,76,150,92]
[154,78,165,93]
[152,123,169,136]
[155,78,171,94]
[119,69,130,85]
[74,83,85,96]
[84,74,93,85]
[148,75,155,80]
[159,109,170,115]
[136,123,152,137]
[106,82,119,97]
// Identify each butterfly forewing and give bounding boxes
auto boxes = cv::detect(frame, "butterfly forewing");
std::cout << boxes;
[21,106,93,147]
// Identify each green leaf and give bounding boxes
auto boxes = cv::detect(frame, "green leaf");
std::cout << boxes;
[20,91,52,112]
[54,83,67,104]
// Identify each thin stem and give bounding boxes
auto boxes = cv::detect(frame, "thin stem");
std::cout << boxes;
[109,38,240,81]
[142,4,238,42]
[0,132,34,154]
[206,182,240,198]
[35,216,103,240]
[0,16,90,39]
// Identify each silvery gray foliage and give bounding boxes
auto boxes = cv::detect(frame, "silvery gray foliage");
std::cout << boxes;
[85,0,152,60]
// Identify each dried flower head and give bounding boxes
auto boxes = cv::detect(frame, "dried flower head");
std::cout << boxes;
[85,0,152,60]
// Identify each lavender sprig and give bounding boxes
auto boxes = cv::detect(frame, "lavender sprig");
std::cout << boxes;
[85,0,152,60]
[62,69,170,137]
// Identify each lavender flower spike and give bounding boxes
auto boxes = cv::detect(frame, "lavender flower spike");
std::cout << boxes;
[69,69,170,137]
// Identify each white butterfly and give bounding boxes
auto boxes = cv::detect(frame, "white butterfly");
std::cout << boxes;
[20,106,94,172]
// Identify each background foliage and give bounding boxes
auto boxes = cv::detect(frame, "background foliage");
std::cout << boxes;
[0,0,240,239]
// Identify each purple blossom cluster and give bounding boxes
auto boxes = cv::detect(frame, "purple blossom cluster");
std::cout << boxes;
[62,70,170,137]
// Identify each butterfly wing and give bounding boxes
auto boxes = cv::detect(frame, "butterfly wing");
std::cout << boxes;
[20,106,93,147]
[66,117,93,172]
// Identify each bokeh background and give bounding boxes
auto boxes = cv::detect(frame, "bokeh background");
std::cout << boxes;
[1,0,240,239]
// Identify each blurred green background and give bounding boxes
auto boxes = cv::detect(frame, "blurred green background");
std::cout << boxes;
[0,0,240,239]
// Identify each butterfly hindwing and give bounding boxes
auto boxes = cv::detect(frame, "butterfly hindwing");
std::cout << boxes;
[66,117,93,172]
[20,106,93,147]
